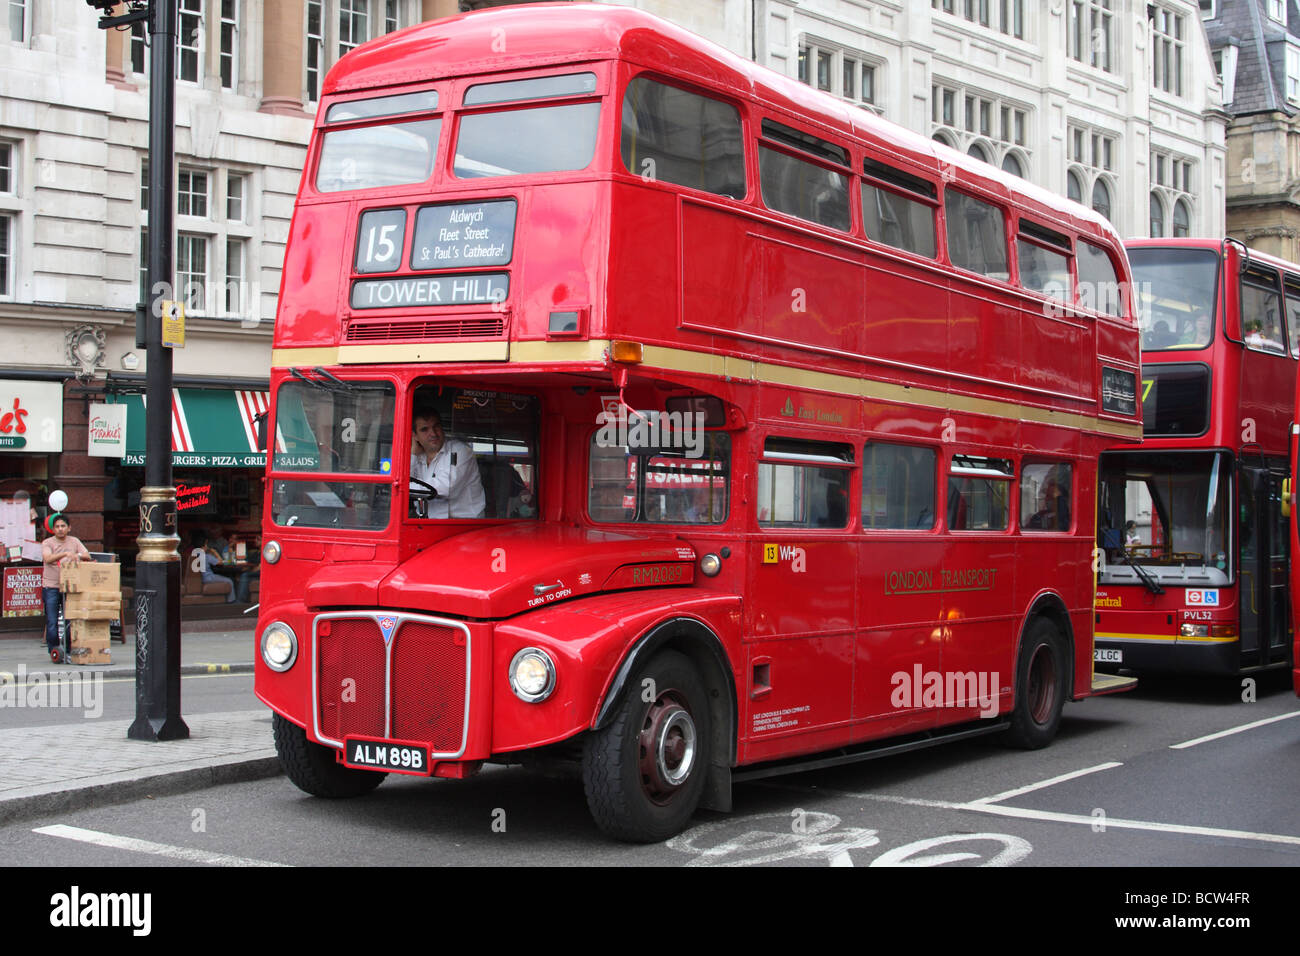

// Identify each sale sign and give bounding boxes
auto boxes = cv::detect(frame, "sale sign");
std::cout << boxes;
[3,566,43,617]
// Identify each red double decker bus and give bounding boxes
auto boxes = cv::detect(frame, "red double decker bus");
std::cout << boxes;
[1096,239,1296,678]
[255,4,1140,841]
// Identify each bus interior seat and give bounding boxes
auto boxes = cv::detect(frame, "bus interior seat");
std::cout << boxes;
[947,489,967,530]
[478,458,525,519]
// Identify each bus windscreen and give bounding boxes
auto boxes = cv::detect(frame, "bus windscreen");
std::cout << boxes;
[1128,246,1219,350]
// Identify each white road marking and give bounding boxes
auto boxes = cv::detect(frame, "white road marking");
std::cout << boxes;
[34,825,290,867]
[841,791,1300,848]
[1169,711,1300,750]
[970,762,1124,805]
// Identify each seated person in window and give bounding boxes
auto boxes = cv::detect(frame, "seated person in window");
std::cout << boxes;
[409,407,485,518]
[1026,478,1068,530]
[1178,311,1211,346]
[818,480,849,528]
[190,530,235,603]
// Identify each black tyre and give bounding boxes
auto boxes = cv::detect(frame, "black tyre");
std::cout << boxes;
[582,650,711,843]
[272,713,387,798]
[1002,617,1068,750]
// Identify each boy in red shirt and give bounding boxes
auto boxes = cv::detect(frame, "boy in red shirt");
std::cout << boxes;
[41,514,91,663]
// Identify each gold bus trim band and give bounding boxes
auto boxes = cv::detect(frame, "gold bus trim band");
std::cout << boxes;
[271,339,1141,440]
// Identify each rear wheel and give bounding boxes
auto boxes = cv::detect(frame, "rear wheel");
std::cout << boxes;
[1002,617,1067,750]
[273,713,387,798]
[582,650,711,842]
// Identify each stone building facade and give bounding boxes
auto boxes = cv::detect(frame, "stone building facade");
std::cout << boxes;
[1204,0,1300,262]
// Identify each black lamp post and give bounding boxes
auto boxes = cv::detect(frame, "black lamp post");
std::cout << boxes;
[88,0,188,741]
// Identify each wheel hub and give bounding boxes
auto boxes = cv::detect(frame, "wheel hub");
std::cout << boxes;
[638,694,697,803]
[1027,643,1057,724]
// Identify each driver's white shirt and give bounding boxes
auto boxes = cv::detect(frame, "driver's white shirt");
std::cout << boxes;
[410,438,485,518]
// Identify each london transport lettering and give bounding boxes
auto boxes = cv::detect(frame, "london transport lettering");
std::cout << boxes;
[884,568,998,595]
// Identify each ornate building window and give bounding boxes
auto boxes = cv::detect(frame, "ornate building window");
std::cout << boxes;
[932,82,1030,176]
[1067,124,1118,223]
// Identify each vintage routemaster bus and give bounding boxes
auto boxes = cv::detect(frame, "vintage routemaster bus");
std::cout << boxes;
[1096,239,1296,678]
[255,4,1141,841]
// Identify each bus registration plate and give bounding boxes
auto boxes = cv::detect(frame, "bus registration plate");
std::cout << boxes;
[344,737,430,776]
[1094,648,1122,663]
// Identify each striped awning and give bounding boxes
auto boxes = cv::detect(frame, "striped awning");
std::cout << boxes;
[111,388,269,468]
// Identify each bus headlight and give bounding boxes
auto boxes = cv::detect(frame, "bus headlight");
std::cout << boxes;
[1180,624,1209,638]
[509,647,555,702]
[700,553,722,577]
[261,622,298,672]
[262,540,282,565]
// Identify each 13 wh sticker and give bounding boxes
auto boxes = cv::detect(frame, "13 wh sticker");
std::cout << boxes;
[1185,589,1220,606]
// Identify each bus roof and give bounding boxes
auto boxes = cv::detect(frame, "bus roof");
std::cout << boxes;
[324,3,1119,246]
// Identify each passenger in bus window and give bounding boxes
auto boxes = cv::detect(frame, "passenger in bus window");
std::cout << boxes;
[1178,311,1211,347]
[410,407,486,518]
[1026,477,1069,531]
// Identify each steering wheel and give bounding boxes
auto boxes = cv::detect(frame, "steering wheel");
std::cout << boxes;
[409,477,438,518]
[409,476,439,498]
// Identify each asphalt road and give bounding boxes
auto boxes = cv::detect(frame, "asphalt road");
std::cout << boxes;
[5,669,1297,875]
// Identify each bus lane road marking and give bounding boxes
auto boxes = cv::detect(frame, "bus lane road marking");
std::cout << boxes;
[968,762,1124,805]
[664,810,1033,867]
[34,825,290,867]
[1169,711,1300,749]
[833,791,1300,849]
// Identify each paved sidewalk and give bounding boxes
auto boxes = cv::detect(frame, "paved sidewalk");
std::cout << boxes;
[0,625,281,824]
[0,623,258,681]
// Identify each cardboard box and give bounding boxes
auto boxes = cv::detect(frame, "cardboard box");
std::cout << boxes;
[68,645,111,665]
[69,619,112,647]
[60,562,120,594]
[64,592,121,620]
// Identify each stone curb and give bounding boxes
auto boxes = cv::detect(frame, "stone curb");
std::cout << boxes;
[0,662,255,685]
[0,755,283,826]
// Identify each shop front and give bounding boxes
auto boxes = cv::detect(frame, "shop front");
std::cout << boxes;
[103,385,268,611]
[0,379,65,626]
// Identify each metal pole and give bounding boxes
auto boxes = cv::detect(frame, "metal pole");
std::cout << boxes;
[129,0,187,741]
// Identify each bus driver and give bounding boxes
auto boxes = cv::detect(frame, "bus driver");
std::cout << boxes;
[410,407,486,518]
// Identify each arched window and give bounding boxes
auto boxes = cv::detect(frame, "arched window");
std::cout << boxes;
[1067,169,1083,204]
[1091,178,1112,222]
[1001,152,1025,178]
[932,131,956,149]
[1150,193,1165,237]
[1172,199,1190,237]
[967,142,990,164]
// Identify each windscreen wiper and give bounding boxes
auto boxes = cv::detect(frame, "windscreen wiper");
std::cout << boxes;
[313,367,357,391]
[289,367,351,393]
[1114,547,1164,595]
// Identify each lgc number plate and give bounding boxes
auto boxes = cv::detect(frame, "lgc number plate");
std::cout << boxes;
[344,736,430,776]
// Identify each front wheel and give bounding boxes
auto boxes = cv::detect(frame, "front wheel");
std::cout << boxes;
[272,713,387,798]
[1002,617,1068,750]
[582,650,711,842]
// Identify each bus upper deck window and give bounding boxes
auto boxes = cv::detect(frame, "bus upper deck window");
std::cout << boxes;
[455,73,601,179]
[945,190,1009,281]
[326,90,439,124]
[316,119,441,193]
[621,77,745,199]
[454,103,601,179]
